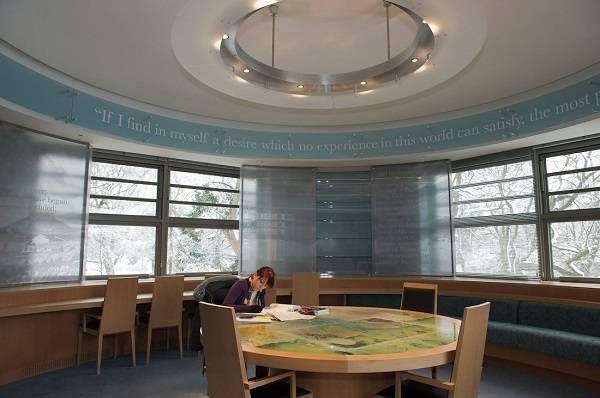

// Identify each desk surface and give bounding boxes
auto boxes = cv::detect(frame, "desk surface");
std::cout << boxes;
[239,306,459,373]
[0,291,195,318]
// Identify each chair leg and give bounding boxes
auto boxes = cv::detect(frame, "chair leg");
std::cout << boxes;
[146,326,152,365]
[76,328,83,366]
[431,366,437,379]
[290,373,296,398]
[113,334,118,359]
[186,320,191,351]
[166,328,170,351]
[395,373,403,398]
[130,329,136,367]
[96,335,103,376]
[178,324,183,360]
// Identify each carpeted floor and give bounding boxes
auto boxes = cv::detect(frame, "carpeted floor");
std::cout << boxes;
[0,351,597,398]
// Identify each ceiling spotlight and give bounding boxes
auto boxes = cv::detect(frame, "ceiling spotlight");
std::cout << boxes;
[222,34,229,40]
[360,81,367,86]
[297,84,304,89]
[422,20,428,24]
[411,58,419,63]
[243,68,250,73]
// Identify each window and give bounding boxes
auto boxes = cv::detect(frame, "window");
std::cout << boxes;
[86,159,160,276]
[167,169,240,274]
[451,159,539,278]
[85,153,239,277]
[541,146,600,279]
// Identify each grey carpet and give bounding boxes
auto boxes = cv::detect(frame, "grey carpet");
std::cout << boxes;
[0,352,597,398]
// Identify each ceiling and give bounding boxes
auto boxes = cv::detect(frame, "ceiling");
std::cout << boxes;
[0,0,600,165]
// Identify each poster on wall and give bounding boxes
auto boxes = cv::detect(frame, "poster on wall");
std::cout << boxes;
[0,123,89,286]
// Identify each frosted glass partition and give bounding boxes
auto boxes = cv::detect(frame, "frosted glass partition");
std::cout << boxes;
[316,171,371,275]
[372,161,452,276]
[241,166,316,276]
[0,123,89,286]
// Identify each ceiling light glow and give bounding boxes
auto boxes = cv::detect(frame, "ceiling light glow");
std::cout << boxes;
[243,68,250,73]
[222,34,229,40]
[253,0,278,9]
[360,81,367,85]
[427,22,440,35]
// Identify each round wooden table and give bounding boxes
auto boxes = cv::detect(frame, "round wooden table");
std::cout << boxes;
[238,306,460,398]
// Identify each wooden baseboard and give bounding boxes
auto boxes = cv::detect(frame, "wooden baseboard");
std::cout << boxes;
[485,344,600,391]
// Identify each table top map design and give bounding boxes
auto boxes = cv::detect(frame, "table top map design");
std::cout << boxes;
[238,307,459,356]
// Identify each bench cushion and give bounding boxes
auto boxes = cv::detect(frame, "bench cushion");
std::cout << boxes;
[346,294,401,308]
[438,296,518,323]
[487,321,600,366]
[518,301,600,337]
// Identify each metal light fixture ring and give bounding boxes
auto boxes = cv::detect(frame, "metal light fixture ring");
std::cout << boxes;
[220,1,434,95]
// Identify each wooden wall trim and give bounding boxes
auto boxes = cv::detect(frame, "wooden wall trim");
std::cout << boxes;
[273,277,600,307]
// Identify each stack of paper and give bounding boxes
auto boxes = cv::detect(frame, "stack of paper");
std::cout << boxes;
[263,303,315,321]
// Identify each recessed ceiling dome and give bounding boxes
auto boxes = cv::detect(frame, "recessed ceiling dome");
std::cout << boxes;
[173,0,487,109]
[220,0,433,96]
[1,0,600,166]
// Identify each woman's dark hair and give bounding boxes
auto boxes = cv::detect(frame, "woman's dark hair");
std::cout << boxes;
[256,266,275,288]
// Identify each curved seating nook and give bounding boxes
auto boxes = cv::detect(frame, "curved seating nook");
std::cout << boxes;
[0,277,599,387]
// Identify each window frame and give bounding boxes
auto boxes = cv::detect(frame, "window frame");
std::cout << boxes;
[536,139,600,281]
[86,151,239,279]
[165,162,240,275]
[450,150,541,280]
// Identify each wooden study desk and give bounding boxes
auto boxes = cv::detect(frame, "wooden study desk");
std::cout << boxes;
[0,291,194,318]
[239,306,460,398]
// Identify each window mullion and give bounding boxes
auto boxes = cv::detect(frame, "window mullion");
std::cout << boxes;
[158,160,169,276]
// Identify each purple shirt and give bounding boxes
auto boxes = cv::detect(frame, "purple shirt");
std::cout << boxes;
[222,278,265,313]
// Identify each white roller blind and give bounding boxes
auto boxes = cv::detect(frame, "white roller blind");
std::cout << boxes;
[241,166,316,276]
[372,161,452,276]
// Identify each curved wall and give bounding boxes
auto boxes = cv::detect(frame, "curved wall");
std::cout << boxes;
[1,49,600,161]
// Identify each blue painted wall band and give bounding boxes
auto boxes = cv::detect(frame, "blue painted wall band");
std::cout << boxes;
[1,52,600,160]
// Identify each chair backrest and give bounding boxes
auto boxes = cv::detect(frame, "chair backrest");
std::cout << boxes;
[149,275,184,328]
[100,277,139,335]
[199,302,249,398]
[263,282,277,307]
[449,302,491,398]
[400,282,438,314]
[194,275,240,304]
[292,272,320,306]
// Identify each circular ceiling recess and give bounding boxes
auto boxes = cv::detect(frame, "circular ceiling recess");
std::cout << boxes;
[171,0,487,110]
[220,1,434,96]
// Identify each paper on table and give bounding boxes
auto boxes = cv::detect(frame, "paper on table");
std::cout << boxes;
[263,303,315,321]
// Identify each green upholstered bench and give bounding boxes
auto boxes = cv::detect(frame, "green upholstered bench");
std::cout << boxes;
[347,293,600,367]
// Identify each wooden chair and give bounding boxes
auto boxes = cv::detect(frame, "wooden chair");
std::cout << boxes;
[76,277,139,375]
[376,302,491,398]
[264,283,277,307]
[401,282,439,378]
[143,275,184,365]
[400,282,438,314]
[199,302,312,398]
[291,272,319,307]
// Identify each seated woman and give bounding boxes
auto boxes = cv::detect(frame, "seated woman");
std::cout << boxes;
[223,266,275,313]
